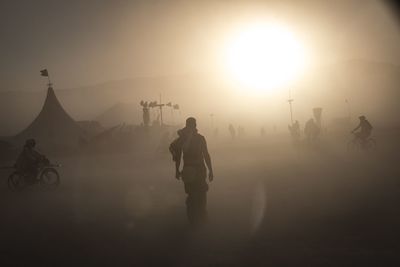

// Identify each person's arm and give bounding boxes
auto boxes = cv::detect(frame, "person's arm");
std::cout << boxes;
[170,139,182,180]
[352,123,361,133]
[201,136,214,182]
[175,149,182,180]
[32,149,43,159]
[367,121,373,130]
[24,148,39,162]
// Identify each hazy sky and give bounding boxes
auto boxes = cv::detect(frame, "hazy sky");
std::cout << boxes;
[1,0,400,91]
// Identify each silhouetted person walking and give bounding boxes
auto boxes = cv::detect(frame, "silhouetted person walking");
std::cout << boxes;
[238,126,245,139]
[288,120,301,141]
[228,124,236,140]
[157,131,170,153]
[304,118,320,142]
[260,127,266,137]
[213,127,219,139]
[170,117,214,227]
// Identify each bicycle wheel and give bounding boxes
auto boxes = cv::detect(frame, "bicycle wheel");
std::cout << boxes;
[347,140,359,152]
[7,172,25,191]
[365,138,377,151]
[40,168,60,189]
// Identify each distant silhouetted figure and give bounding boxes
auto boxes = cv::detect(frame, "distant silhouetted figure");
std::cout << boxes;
[288,120,301,141]
[152,115,161,127]
[260,127,266,137]
[228,124,236,140]
[15,139,43,183]
[143,106,150,127]
[169,117,214,227]
[238,126,245,139]
[213,128,219,139]
[352,115,372,142]
[304,118,320,142]
[157,131,170,153]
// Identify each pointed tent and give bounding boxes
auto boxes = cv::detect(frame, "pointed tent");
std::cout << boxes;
[15,86,87,149]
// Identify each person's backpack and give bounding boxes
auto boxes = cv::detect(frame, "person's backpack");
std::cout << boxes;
[169,138,181,162]
[365,120,373,131]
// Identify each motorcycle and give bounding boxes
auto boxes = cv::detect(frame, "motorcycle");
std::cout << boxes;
[7,157,61,191]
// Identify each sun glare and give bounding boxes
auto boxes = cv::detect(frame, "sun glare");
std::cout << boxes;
[225,23,309,93]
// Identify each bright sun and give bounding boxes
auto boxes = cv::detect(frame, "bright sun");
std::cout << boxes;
[225,23,308,93]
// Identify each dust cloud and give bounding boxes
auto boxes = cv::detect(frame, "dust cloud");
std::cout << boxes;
[1,125,400,266]
[1,0,400,266]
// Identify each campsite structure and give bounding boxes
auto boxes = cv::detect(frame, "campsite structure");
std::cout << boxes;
[14,85,87,151]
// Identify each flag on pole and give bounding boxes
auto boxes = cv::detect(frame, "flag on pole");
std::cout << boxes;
[40,69,49,77]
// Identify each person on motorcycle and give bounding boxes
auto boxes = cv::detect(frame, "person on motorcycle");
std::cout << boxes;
[15,139,44,182]
[352,115,373,142]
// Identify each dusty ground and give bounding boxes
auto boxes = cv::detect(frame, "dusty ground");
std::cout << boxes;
[0,132,400,266]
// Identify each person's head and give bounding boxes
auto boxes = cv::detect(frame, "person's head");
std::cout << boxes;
[359,115,366,121]
[25,138,36,148]
[185,117,197,129]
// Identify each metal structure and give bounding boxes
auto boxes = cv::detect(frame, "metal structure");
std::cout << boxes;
[141,95,180,126]
[287,89,294,125]
[345,99,351,121]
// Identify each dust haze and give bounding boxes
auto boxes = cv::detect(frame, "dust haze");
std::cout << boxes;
[1,0,400,266]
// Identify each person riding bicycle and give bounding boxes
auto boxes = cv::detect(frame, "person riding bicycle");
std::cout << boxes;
[351,115,373,143]
[15,139,44,182]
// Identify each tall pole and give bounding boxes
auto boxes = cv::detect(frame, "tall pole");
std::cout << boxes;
[345,99,351,121]
[47,74,52,88]
[288,89,294,125]
[42,69,52,88]
[159,94,164,125]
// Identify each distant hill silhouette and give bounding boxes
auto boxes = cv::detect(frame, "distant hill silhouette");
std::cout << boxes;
[95,102,138,127]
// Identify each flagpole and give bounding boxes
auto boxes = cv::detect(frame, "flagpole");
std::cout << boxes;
[47,70,53,87]
[171,107,174,125]
[288,89,294,125]
[345,99,351,122]
[41,69,52,88]
[159,94,163,126]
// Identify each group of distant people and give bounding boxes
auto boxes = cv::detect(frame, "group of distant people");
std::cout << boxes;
[228,124,247,140]
[288,118,320,143]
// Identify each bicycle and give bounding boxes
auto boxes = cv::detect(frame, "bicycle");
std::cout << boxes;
[347,133,376,152]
